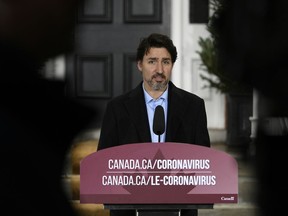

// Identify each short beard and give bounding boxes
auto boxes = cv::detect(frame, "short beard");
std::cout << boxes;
[148,80,168,91]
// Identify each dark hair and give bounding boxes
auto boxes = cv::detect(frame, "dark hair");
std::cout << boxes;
[136,33,177,63]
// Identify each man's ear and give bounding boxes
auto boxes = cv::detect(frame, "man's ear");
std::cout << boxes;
[137,60,142,71]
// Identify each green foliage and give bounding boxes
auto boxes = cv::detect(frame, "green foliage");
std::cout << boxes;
[197,37,226,92]
[197,37,242,93]
[196,0,252,94]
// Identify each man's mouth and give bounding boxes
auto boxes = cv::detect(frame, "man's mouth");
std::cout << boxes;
[153,74,165,82]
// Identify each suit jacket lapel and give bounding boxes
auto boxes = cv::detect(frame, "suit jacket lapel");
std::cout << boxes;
[124,83,151,142]
[166,82,186,141]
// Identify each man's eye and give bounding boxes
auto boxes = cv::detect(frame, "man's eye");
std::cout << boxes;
[148,60,156,64]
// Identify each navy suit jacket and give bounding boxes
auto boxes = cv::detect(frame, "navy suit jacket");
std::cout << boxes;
[98,81,210,150]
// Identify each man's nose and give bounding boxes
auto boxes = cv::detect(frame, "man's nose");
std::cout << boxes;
[157,63,163,73]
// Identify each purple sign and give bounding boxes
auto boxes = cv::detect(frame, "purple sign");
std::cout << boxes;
[80,142,238,204]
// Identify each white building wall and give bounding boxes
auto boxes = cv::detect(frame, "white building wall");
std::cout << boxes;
[171,0,226,142]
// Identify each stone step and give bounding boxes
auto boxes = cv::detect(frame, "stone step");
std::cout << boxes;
[69,139,98,175]
[199,203,258,216]
[71,201,109,216]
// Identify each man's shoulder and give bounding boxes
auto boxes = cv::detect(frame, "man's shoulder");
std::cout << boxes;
[170,82,204,102]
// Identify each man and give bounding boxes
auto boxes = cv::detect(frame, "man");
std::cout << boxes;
[98,33,210,216]
[0,0,96,215]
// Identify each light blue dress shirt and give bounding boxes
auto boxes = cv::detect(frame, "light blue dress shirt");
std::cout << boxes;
[143,83,168,143]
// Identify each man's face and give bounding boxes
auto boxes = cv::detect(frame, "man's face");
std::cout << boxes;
[137,47,173,92]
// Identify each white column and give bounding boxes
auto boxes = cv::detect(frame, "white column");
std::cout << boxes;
[170,0,183,88]
[248,88,259,156]
[249,89,259,139]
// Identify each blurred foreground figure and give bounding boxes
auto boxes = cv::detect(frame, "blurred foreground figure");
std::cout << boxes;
[212,0,288,215]
[0,0,96,215]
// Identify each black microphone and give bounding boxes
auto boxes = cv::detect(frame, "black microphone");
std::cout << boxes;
[153,105,165,142]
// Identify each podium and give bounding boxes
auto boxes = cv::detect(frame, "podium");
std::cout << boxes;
[80,142,238,215]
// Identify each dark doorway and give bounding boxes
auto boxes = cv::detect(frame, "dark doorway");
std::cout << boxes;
[66,0,171,128]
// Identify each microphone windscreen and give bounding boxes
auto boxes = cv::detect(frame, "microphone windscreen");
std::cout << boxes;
[153,105,165,135]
